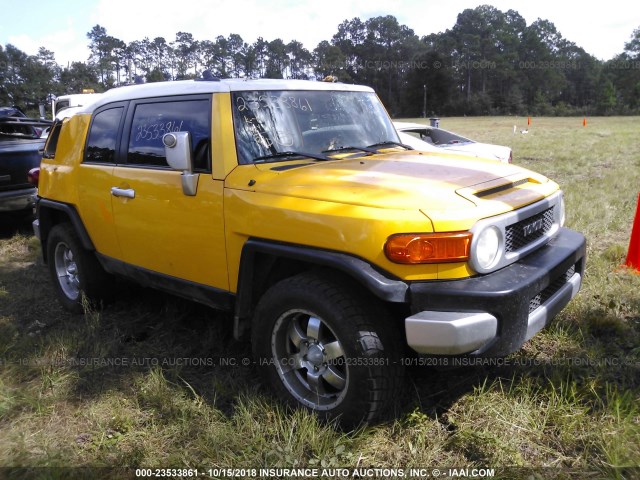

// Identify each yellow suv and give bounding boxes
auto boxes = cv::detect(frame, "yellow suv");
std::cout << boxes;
[33,79,586,424]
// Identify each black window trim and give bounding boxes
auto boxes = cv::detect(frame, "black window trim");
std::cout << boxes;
[43,119,64,159]
[120,94,213,173]
[82,101,129,165]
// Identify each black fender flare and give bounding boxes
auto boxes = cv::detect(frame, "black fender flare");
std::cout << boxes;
[233,238,408,339]
[37,198,95,262]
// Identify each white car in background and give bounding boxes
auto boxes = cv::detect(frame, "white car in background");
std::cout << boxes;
[52,93,103,120]
[394,121,512,163]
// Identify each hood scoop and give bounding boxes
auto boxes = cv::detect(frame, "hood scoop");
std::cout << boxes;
[456,173,548,208]
[474,178,529,198]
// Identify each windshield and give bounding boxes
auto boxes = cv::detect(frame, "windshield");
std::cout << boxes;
[232,90,399,163]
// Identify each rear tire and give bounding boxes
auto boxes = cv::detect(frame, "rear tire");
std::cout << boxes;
[252,271,404,426]
[46,223,113,313]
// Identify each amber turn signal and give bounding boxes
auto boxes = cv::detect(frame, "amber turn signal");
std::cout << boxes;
[384,232,472,264]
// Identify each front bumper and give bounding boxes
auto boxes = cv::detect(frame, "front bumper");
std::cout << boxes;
[0,187,37,212]
[405,227,586,357]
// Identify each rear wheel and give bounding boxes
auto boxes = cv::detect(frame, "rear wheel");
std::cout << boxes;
[252,271,404,425]
[46,223,113,313]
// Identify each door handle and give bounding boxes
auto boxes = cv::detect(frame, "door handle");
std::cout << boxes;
[111,187,135,199]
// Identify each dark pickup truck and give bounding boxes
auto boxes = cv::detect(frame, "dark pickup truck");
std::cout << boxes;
[0,107,50,215]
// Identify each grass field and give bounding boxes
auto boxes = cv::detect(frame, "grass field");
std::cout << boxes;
[1,116,639,479]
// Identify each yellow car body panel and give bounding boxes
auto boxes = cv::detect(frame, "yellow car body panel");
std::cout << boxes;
[223,170,440,292]
[40,112,228,289]
[38,114,91,205]
[211,92,239,180]
[221,151,559,283]
[110,167,228,289]
[76,163,120,259]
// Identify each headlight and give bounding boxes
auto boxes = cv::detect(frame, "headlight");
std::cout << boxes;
[474,226,502,270]
[559,194,566,227]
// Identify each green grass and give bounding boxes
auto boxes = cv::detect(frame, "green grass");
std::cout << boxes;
[1,117,639,478]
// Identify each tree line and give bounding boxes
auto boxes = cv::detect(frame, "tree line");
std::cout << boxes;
[1,5,639,117]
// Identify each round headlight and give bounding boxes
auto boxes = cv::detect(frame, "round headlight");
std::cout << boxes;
[559,195,566,227]
[475,226,501,270]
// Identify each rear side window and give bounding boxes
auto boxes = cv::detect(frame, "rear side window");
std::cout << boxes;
[43,121,63,158]
[85,107,124,163]
[127,99,211,171]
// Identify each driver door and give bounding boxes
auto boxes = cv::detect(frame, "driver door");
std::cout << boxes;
[110,95,228,291]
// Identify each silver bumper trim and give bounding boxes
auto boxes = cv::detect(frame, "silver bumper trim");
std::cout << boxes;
[405,311,497,355]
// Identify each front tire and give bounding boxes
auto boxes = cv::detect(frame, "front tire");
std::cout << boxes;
[252,271,404,425]
[46,223,113,313]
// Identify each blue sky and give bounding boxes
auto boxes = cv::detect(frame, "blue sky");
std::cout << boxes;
[1,0,638,66]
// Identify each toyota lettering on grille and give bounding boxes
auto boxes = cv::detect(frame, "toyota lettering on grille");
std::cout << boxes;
[523,218,545,237]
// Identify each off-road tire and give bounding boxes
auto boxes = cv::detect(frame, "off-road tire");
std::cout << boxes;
[252,271,404,426]
[46,223,113,313]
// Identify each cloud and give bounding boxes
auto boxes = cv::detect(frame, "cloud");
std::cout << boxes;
[90,0,417,49]
[89,0,637,59]
[8,22,91,67]
[4,0,637,67]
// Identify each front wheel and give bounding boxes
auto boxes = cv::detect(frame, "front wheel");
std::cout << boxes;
[252,272,404,425]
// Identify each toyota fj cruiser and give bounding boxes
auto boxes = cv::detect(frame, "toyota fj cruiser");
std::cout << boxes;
[33,79,586,424]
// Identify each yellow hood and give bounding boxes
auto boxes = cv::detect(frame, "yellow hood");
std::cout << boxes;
[226,151,559,231]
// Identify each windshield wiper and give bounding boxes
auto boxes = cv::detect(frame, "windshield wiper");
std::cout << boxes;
[322,146,377,155]
[366,141,414,151]
[253,151,329,163]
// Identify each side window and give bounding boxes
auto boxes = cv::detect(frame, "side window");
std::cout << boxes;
[43,121,63,159]
[55,100,70,113]
[127,99,210,172]
[85,107,124,163]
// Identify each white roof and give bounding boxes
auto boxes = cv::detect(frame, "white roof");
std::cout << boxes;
[83,79,374,113]
[56,106,86,120]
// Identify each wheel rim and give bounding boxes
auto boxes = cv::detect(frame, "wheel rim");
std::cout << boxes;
[271,309,349,411]
[53,242,80,301]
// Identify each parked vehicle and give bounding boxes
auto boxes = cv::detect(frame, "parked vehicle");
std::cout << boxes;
[52,92,103,119]
[395,121,513,163]
[0,107,50,214]
[33,79,585,424]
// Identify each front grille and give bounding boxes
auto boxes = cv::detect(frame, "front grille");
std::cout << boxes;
[505,207,555,253]
[529,264,576,314]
